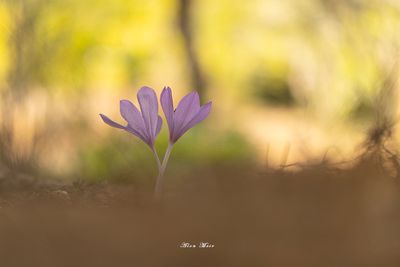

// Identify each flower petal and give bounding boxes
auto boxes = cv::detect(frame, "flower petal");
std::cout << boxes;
[160,87,174,134]
[137,86,159,145]
[172,91,200,139]
[173,102,212,142]
[125,125,150,145]
[120,100,147,140]
[100,114,149,145]
[100,114,126,129]
[155,115,163,137]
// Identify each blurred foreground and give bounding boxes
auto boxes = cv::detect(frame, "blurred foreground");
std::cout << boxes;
[1,157,400,266]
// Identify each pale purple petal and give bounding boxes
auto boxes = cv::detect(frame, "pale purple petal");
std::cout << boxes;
[155,115,163,137]
[160,87,174,134]
[100,113,148,144]
[137,86,159,144]
[100,114,125,129]
[125,125,150,145]
[120,100,147,141]
[172,102,212,142]
[173,91,200,138]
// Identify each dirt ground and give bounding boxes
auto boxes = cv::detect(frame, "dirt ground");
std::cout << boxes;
[1,161,400,267]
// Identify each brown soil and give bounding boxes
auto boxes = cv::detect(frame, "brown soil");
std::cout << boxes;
[1,162,400,267]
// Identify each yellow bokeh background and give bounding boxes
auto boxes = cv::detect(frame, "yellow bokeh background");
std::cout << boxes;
[0,0,399,182]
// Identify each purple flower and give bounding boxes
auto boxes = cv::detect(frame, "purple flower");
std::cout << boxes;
[160,87,212,144]
[100,86,162,148]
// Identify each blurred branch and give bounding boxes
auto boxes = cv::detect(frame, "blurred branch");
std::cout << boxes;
[366,59,399,148]
[177,0,207,99]
[6,0,43,96]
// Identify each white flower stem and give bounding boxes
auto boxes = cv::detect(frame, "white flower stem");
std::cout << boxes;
[152,147,162,173]
[154,143,174,198]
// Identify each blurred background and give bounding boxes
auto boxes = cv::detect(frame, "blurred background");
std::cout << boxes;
[0,0,400,186]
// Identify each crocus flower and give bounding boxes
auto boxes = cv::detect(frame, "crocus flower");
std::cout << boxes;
[151,87,212,197]
[100,85,212,199]
[99,86,162,148]
[160,87,212,144]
